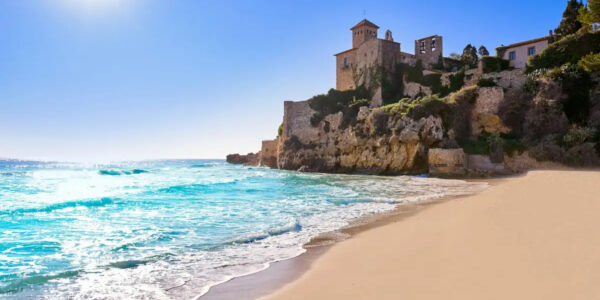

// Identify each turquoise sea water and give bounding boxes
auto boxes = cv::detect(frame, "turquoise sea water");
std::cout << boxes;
[0,159,485,299]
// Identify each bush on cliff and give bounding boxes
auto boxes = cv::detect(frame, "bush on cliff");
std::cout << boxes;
[481,56,510,73]
[498,89,534,137]
[546,63,592,124]
[564,143,600,166]
[476,78,497,87]
[308,87,369,126]
[448,86,478,140]
[527,30,600,71]
[578,52,600,72]
[382,95,452,121]
[523,105,569,140]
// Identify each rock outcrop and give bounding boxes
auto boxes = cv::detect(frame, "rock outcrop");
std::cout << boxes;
[277,102,444,174]
[226,153,259,166]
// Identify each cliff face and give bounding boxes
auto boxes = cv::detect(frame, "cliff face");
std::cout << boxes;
[277,102,444,174]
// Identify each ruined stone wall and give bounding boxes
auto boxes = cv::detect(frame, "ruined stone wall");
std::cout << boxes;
[259,139,279,168]
[281,100,321,145]
[415,35,443,67]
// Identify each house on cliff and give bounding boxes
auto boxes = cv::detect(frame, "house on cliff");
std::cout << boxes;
[496,33,553,69]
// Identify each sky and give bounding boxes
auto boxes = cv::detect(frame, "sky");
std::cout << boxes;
[0,0,571,162]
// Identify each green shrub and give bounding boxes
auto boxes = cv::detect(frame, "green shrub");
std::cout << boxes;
[458,137,489,155]
[277,123,283,137]
[529,136,566,162]
[481,56,510,73]
[502,138,529,156]
[562,126,597,147]
[448,86,478,140]
[477,78,497,87]
[564,143,600,166]
[578,52,600,72]
[527,30,600,71]
[498,89,534,137]
[382,95,451,120]
[308,87,369,126]
[550,63,592,124]
[448,70,466,93]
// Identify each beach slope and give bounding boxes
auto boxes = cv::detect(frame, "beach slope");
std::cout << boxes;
[262,170,600,300]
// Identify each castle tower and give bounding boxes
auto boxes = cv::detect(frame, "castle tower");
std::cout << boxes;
[351,19,379,48]
[414,35,443,67]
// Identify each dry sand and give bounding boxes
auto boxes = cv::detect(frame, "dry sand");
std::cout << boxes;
[261,170,600,300]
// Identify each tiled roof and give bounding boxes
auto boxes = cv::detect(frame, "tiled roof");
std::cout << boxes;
[350,19,379,30]
[496,36,552,50]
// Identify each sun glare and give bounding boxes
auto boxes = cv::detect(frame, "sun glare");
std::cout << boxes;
[56,0,136,18]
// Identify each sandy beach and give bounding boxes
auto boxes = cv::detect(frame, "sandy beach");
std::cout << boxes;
[261,170,600,300]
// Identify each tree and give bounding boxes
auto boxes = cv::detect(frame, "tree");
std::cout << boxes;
[578,0,600,31]
[449,53,461,60]
[478,46,490,57]
[461,44,479,68]
[555,0,584,37]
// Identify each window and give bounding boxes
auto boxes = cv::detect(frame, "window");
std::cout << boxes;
[431,37,437,51]
[420,41,426,53]
[343,57,349,68]
[528,47,536,56]
[509,51,516,60]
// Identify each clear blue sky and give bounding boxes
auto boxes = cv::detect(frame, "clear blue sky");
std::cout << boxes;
[0,0,570,162]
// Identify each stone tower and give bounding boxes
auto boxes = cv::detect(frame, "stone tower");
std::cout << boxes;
[351,19,379,48]
[415,35,443,67]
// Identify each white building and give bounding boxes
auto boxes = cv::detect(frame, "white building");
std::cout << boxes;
[496,35,552,69]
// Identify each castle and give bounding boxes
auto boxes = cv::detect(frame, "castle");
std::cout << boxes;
[334,19,450,106]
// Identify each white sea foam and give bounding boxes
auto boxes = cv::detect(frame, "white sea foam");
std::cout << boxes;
[0,161,487,299]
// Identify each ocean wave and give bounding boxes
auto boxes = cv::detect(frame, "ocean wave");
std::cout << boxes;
[229,220,303,245]
[0,197,116,216]
[98,169,149,176]
[0,270,80,295]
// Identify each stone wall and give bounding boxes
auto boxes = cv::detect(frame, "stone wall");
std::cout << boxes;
[282,100,321,144]
[259,139,279,168]
[481,69,527,89]
[428,148,466,176]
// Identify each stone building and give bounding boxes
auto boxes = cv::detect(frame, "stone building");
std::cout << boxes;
[334,19,446,107]
[496,34,552,69]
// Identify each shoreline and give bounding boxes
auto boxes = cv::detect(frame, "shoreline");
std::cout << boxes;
[259,170,600,300]
[201,176,496,300]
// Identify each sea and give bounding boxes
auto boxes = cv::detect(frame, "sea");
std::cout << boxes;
[0,159,486,299]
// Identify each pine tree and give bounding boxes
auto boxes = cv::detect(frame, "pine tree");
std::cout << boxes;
[578,0,600,31]
[555,0,584,36]
[461,44,479,68]
[478,46,490,57]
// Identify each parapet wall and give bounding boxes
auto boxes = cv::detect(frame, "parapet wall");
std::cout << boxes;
[282,100,321,144]
[260,139,279,168]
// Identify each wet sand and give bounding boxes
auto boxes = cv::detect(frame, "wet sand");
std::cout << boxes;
[260,170,600,300]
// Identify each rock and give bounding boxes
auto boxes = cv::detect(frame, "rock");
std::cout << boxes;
[419,116,444,146]
[428,148,466,176]
[503,151,539,172]
[226,153,259,166]
[467,154,510,175]
[357,106,370,121]
[404,82,432,99]
[471,87,511,136]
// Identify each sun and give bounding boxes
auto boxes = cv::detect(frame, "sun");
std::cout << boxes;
[56,0,136,17]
